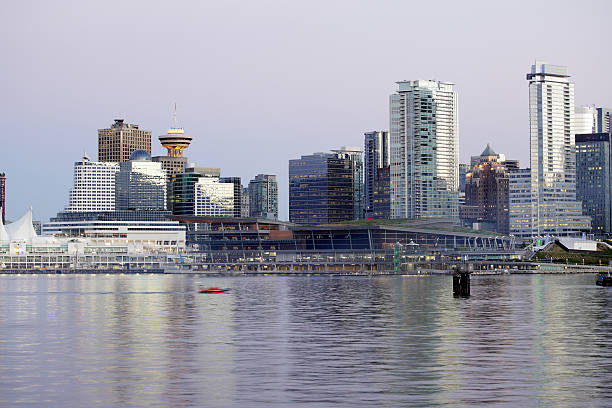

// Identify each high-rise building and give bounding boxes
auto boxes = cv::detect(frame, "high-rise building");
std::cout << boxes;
[248,174,278,219]
[372,166,390,219]
[66,155,119,212]
[332,147,363,219]
[289,152,355,225]
[458,163,469,193]
[518,62,590,237]
[576,133,612,235]
[194,178,234,217]
[241,187,250,217]
[575,106,598,134]
[460,144,518,234]
[169,166,220,216]
[390,80,459,219]
[98,119,152,163]
[364,131,390,218]
[509,168,536,238]
[0,172,5,223]
[219,177,243,218]
[115,150,166,210]
[596,108,611,133]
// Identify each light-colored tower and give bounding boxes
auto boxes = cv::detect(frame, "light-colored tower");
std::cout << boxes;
[194,178,234,217]
[390,80,459,219]
[98,119,152,163]
[525,62,590,236]
[115,150,167,211]
[66,154,119,212]
[248,174,278,219]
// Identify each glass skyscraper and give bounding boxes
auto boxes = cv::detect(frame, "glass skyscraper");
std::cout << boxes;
[390,80,459,219]
[289,152,356,225]
[115,150,167,211]
[576,133,611,235]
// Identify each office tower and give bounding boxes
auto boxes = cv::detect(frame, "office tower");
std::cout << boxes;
[248,174,278,219]
[219,177,242,218]
[66,154,119,212]
[596,108,611,133]
[169,167,220,216]
[115,150,167,210]
[241,187,250,217]
[364,131,390,217]
[458,163,469,193]
[509,168,536,238]
[576,133,611,235]
[98,119,152,163]
[194,178,234,217]
[390,80,459,219]
[332,147,363,219]
[460,144,518,234]
[289,152,355,225]
[0,172,4,223]
[521,62,590,237]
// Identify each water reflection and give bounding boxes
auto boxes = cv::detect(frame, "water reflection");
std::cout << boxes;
[0,274,610,407]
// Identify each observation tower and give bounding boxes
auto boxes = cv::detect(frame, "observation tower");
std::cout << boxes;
[158,104,192,157]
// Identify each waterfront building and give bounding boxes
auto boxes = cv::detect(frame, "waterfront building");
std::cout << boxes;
[115,150,167,211]
[98,119,151,163]
[65,155,119,212]
[390,80,459,219]
[0,172,4,223]
[576,133,612,235]
[194,178,234,217]
[220,177,243,218]
[332,147,364,219]
[289,151,356,225]
[170,167,220,216]
[241,187,250,217]
[460,144,518,234]
[364,131,390,218]
[516,62,590,237]
[248,174,278,219]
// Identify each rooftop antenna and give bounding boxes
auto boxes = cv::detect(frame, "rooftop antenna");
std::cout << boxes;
[173,103,177,128]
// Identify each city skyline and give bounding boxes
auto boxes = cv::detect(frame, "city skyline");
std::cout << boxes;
[1,0,611,222]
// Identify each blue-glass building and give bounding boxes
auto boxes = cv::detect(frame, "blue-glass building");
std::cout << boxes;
[289,152,356,225]
[575,133,611,235]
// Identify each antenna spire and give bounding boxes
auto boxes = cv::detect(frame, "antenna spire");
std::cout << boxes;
[173,103,177,128]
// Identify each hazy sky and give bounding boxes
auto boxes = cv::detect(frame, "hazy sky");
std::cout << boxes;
[1,0,611,222]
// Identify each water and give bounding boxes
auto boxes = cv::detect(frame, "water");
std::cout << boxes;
[0,274,611,407]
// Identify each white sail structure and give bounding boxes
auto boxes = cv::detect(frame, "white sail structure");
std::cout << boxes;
[5,207,38,242]
[0,207,9,242]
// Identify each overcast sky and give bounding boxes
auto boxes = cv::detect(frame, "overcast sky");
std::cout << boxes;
[1,0,611,222]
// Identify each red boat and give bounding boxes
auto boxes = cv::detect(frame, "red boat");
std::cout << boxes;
[199,287,231,294]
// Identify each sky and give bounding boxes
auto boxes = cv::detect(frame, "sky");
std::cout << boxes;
[1,0,611,222]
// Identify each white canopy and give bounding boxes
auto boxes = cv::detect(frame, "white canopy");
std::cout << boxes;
[5,207,38,242]
[0,207,9,242]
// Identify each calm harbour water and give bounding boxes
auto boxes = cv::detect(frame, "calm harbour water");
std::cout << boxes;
[0,273,611,407]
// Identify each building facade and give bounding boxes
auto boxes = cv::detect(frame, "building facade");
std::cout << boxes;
[372,166,390,219]
[169,167,220,216]
[364,131,389,218]
[241,187,250,217]
[509,168,536,238]
[248,174,278,219]
[390,80,459,219]
[576,133,611,235]
[596,107,611,133]
[65,155,119,212]
[194,178,234,217]
[220,177,243,218]
[98,119,152,163]
[0,172,4,224]
[289,152,355,225]
[115,150,167,211]
[332,147,363,219]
